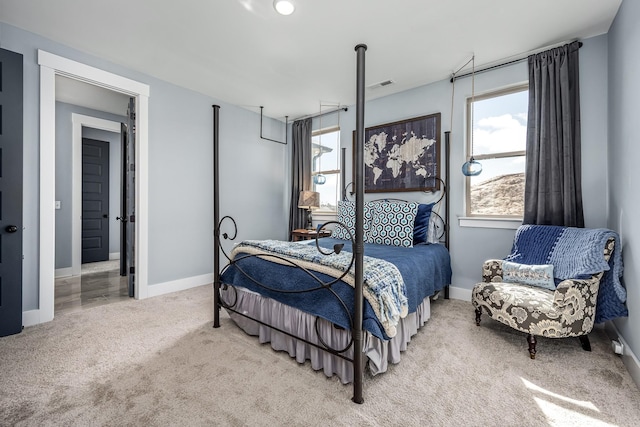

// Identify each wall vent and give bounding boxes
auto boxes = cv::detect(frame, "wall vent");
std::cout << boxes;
[367,79,394,89]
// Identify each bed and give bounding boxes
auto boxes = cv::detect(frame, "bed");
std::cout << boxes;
[212,44,451,403]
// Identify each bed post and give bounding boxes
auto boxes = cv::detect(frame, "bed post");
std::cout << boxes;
[444,130,450,299]
[352,43,367,405]
[341,147,347,201]
[213,104,221,328]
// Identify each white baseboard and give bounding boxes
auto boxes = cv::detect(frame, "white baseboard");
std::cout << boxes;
[55,267,73,278]
[146,273,213,298]
[22,309,42,328]
[109,252,120,260]
[447,285,472,301]
[604,322,640,390]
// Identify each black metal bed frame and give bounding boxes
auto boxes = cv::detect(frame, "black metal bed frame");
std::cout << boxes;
[212,45,451,404]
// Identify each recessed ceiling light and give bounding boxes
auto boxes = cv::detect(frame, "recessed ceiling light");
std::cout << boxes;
[273,0,295,16]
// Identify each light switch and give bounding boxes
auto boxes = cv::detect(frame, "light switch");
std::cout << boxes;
[55,201,61,210]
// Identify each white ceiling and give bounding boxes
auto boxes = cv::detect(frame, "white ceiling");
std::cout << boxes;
[0,0,622,119]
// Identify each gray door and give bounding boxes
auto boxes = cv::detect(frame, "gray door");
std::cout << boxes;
[0,48,24,337]
[119,123,127,277]
[82,138,110,263]
[126,98,136,296]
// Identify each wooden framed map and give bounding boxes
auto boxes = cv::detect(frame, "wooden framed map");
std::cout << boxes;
[353,113,441,193]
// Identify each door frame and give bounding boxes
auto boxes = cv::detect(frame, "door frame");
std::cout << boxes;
[72,114,121,276]
[37,50,150,324]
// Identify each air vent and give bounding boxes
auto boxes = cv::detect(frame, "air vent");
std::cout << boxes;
[367,79,394,89]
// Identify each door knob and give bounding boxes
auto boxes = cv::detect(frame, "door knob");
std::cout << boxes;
[103,214,109,218]
[5,225,18,233]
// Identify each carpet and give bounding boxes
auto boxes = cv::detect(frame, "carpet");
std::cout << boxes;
[1,285,638,426]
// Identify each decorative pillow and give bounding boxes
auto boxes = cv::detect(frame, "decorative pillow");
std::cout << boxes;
[426,212,440,244]
[332,200,379,240]
[413,203,435,244]
[502,261,556,291]
[367,201,419,247]
[332,200,355,240]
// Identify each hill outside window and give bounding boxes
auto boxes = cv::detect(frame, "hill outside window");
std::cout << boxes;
[465,84,528,218]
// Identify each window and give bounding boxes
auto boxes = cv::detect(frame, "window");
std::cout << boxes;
[466,84,528,217]
[312,127,341,212]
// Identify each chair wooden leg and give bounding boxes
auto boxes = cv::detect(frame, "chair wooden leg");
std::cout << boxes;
[475,308,481,326]
[579,335,591,352]
[527,334,537,359]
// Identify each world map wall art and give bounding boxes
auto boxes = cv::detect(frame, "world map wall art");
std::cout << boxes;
[354,113,441,193]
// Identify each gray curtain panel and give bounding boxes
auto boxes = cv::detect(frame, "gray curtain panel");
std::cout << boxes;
[524,41,584,227]
[288,118,312,238]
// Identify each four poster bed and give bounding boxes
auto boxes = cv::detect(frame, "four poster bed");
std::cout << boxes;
[212,44,451,403]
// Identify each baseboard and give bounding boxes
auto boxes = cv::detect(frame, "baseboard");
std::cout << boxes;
[604,322,640,390]
[447,285,472,301]
[55,267,73,278]
[109,252,120,260]
[146,273,213,298]
[22,309,41,328]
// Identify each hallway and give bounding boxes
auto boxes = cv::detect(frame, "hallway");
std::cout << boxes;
[55,260,129,315]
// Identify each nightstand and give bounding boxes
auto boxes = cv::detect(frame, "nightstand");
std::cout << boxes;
[291,228,331,242]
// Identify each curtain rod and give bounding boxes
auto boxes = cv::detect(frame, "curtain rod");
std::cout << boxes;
[450,41,583,82]
[292,106,348,122]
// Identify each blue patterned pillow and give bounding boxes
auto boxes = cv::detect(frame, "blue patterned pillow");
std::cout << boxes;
[332,201,354,240]
[367,201,419,247]
[413,203,435,244]
[502,261,555,291]
[332,201,378,240]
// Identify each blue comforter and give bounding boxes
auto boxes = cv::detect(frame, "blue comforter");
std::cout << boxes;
[220,238,451,340]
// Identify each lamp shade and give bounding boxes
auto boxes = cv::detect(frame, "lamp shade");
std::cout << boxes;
[298,190,320,209]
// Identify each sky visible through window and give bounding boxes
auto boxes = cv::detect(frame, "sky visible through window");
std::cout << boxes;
[312,129,340,211]
[472,89,528,183]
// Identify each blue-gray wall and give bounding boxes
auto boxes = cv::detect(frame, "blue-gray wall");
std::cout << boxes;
[608,0,639,365]
[0,22,288,311]
[55,101,126,269]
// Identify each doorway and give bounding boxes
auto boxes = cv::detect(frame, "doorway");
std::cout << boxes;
[37,50,150,325]
[55,116,131,315]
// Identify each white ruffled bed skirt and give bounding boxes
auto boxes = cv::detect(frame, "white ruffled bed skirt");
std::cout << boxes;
[220,285,431,384]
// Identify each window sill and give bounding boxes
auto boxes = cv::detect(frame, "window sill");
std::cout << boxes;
[458,217,522,230]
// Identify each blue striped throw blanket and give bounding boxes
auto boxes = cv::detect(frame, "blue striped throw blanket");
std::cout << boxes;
[505,225,627,323]
[231,240,409,338]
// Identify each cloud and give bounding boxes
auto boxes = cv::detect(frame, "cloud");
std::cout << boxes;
[473,114,526,153]
[477,114,522,130]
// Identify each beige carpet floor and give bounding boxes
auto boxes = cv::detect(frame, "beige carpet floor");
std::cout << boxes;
[1,285,638,426]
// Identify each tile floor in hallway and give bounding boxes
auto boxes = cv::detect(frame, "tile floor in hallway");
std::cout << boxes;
[55,260,130,316]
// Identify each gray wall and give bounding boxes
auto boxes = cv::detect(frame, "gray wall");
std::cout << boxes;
[55,101,126,269]
[608,0,639,364]
[340,33,609,292]
[0,22,287,310]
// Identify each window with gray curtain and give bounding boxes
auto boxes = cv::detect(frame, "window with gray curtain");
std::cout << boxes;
[524,41,584,227]
[288,118,312,238]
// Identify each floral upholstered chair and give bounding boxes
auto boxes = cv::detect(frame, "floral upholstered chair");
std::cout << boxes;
[472,225,622,359]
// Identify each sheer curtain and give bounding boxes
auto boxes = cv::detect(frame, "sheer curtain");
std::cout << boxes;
[523,41,584,227]
[288,118,312,239]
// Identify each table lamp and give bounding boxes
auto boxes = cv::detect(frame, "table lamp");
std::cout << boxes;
[298,190,320,230]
